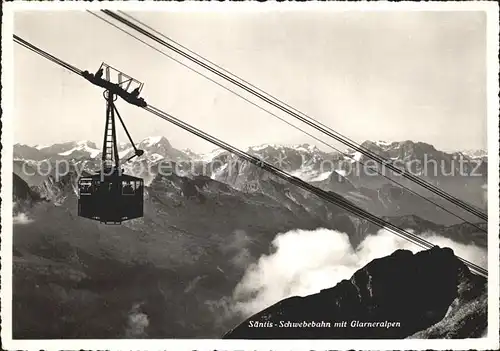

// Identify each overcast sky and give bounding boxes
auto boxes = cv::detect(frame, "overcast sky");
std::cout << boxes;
[13,10,487,153]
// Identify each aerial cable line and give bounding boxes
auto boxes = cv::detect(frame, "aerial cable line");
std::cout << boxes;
[148,104,490,278]
[148,102,441,252]
[100,10,488,222]
[86,11,487,233]
[12,35,488,278]
[116,10,489,223]
[14,35,82,75]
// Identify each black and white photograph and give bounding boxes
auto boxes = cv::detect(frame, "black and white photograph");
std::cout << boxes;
[1,1,499,350]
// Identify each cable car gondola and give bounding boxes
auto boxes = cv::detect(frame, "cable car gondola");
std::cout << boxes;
[78,172,144,224]
[78,63,146,224]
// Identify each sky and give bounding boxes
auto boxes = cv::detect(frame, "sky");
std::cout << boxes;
[13,10,487,153]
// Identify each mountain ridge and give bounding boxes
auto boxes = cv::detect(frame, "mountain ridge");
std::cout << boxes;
[15,138,488,162]
[14,137,488,225]
[223,246,487,339]
[11,151,488,339]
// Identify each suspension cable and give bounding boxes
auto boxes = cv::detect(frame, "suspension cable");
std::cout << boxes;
[13,34,488,278]
[86,10,487,233]
[100,10,488,222]
[14,35,82,76]
[145,104,488,278]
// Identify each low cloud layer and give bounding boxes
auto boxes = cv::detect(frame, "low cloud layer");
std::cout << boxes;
[13,212,34,225]
[231,228,487,317]
[124,302,149,338]
[482,183,488,206]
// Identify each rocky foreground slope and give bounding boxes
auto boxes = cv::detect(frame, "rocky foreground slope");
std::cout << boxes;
[223,246,487,339]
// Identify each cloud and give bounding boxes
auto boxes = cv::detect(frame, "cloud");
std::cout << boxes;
[481,183,488,206]
[13,212,34,225]
[222,229,255,270]
[230,228,487,318]
[125,302,149,338]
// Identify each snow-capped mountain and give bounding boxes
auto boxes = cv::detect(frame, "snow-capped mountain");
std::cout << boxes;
[347,140,459,164]
[196,143,342,185]
[13,144,48,161]
[13,137,488,221]
[57,140,100,159]
[117,136,189,163]
[182,148,201,160]
[14,140,100,161]
[247,143,331,171]
[15,136,189,166]
[340,140,488,181]
[12,137,488,339]
[15,138,487,172]
[459,148,488,160]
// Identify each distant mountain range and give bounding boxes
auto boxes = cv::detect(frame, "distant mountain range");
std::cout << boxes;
[15,137,187,163]
[14,138,488,184]
[14,137,488,225]
[11,136,488,339]
[16,137,488,162]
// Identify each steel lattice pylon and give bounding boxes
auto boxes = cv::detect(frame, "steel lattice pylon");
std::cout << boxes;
[101,92,120,171]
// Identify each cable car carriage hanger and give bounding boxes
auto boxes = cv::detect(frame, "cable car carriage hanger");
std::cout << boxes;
[78,63,147,225]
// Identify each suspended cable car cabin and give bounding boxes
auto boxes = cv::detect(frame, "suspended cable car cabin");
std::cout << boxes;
[78,63,146,224]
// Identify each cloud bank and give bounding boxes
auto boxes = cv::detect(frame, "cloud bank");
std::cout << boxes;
[231,228,487,317]
[13,212,34,225]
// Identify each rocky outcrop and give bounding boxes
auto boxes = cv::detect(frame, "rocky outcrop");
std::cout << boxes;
[34,172,79,205]
[223,246,487,339]
[13,172,43,214]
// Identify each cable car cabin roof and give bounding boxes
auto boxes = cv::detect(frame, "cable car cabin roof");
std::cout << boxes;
[82,71,147,107]
[98,62,144,91]
[80,173,143,182]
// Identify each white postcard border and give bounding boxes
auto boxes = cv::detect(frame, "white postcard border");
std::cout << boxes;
[1,1,498,350]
